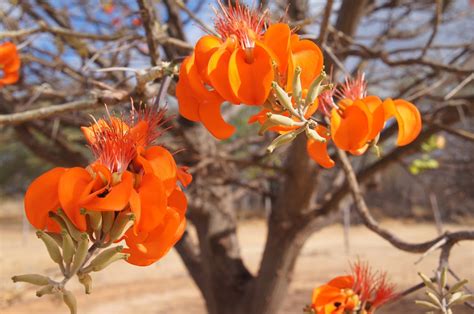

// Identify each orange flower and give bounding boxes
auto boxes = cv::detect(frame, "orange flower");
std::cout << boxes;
[330,74,421,153]
[311,261,397,314]
[24,104,191,247]
[311,276,359,314]
[0,42,21,87]
[124,188,187,266]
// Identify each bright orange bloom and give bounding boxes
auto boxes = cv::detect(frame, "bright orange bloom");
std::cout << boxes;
[311,261,397,314]
[24,104,191,264]
[0,42,21,87]
[124,188,187,266]
[312,276,359,314]
[176,1,324,140]
[330,74,421,153]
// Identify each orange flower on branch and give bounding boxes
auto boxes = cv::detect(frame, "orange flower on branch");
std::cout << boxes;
[0,42,21,87]
[310,261,397,314]
[24,103,191,267]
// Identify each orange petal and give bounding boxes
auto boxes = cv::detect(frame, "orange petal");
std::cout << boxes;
[134,173,167,233]
[24,167,66,231]
[288,36,324,90]
[363,95,385,140]
[228,45,274,105]
[327,275,354,289]
[198,91,236,139]
[207,44,242,104]
[194,35,221,84]
[83,171,133,211]
[331,100,371,151]
[383,98,422,146]
[129,188,141,235]
[58,167,95,231]
[135,146,178,196]
[263,23,292,76]
[176,56,201,121]
[168,188,187,216]
[177,166,192,187]
[306,125,335,168]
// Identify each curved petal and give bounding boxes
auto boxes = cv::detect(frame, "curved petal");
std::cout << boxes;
[263,23,292,76]
[129,188,141,235]
[288,36,324,90]
[124,207,185,266]
[135,146,178,196]
[207,45,242,104]
[306,126,335,168]
[24,167,66,231]
[194,35,221,84]
[363,95,385,140]
[177,166,192,187]
[58,167,93,231]
[176,56,201,121]
[198,91,236,139]
[331,101,371,151]
[228,45,274,105]
[83,171,134,211]
[383,98,422,146]
[168,188,187,216]
[328,275,354,289]
[133,173,167,233]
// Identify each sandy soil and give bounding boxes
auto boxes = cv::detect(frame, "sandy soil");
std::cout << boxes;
[1,209,473,314]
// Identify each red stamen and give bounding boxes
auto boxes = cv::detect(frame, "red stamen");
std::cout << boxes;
[88,112,136,173]
[213,0,268,49]
[336,73,367,101]
[130,102,169,146]
[318,88,337,116]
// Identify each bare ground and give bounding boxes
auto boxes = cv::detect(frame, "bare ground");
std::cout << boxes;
[1,203,473,314]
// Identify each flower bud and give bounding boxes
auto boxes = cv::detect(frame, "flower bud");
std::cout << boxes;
[102,211,115,234]
[62,290,77,314]
[70,233,89,275]
[12,274,50,286]
[36,285,55,297]
[258,113,300,135]
[272,82,298,116]
[292,66,302,107]
[448,279,468,294]
[109,212,135,243]
[36,231,63,265]
[57,209,82,241]
[61,230,75,266]
[82,209,102,232]
[77,272,92,294]
[87,253,130,272]
[84,246,123,271]
[305,71,326,109]
[305,125,326,143]
[267,128,304,153]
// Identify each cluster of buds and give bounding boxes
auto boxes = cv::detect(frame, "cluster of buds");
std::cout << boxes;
[305,261,397,314]
[12,104,191,313]
[416,268,474,313]
[175,1,422,168]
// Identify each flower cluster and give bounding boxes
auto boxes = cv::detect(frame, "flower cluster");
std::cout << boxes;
[309,261,397,314]
[175,1,422,167]
[0,41,21,87]
[176,0,323,139]
[24,105,191,266]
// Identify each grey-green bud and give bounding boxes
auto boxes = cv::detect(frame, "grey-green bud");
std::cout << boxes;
[109,212,135,243]
[62,290,77,314]
[61,230,75,266]
[36,285,55,297]
[69,233,89,275]
[102,211,115,234]
[12,274,50,286]
[77,272,92,294]
[36,230,63,265]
